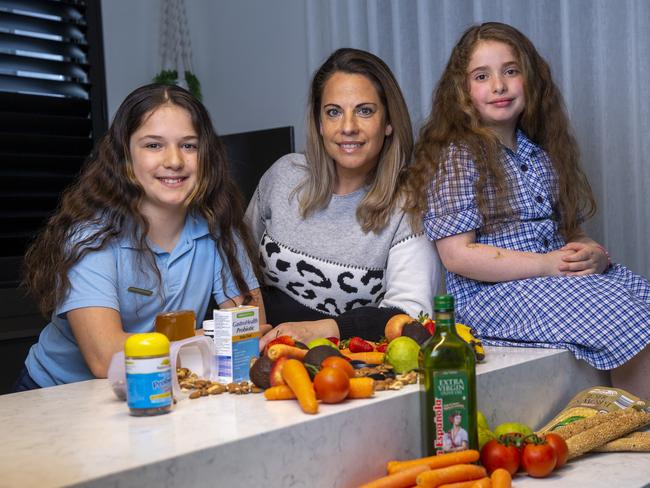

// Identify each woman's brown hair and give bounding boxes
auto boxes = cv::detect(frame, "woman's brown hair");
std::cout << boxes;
[23,83,258,317]
[406,22,595,240]
[301,47,414,233]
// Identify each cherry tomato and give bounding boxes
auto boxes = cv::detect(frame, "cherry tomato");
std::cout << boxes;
[321,356,355,379]
[480,439,521,475]
[313,367,349,404]
[521,441,557,478]
[544,433,569,468]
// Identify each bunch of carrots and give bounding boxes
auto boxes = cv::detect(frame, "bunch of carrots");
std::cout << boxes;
[263,358,375,414]
[359,450,512,488]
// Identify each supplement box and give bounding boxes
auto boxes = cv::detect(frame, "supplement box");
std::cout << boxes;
[213,305,260,383]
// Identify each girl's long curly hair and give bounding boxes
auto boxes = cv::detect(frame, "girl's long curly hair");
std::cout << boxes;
[300,48,414,233]
[23,83,258,317]
[406,22,595,240]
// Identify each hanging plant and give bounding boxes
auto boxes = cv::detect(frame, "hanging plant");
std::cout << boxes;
[152,69,202,100]
[184,71,202,100]
[155,0,202,100]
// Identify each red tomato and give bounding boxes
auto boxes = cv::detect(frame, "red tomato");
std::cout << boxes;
[321,356,355,379]
[544,433,569,468]
[480,439,521,475]
[313,367,350,404]
[499,433,525,453]
[521,441,557,478]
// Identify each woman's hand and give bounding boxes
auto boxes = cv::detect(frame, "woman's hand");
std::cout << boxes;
[559,241,609,275]
[258,319,339,350]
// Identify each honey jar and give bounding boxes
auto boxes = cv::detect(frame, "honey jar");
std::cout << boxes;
[154,309,196,342]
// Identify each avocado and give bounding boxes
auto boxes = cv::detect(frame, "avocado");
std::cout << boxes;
[249,355,273,389]
[303,344,343,369]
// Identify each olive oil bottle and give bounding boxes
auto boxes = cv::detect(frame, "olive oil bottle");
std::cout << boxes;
[420,295,477,455]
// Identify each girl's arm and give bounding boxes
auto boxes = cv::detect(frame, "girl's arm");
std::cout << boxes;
[69,288,268,379]
[436,230,573,282]
[68,306,129,378]
[559,229,610,275]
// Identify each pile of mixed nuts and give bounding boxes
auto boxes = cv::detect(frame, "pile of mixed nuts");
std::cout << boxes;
[351,363,418,391]
[176,367,262,400]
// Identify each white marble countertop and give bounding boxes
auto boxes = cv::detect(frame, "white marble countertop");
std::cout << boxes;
[1,346,648,488]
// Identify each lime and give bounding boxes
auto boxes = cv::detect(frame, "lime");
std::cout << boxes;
[478,427,496,450]
[385,336,420,373]
[477,410,491,431]
[494,421,534,438]
[307,338,337,349]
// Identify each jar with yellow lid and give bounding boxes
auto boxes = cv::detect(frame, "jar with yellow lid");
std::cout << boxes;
[125,333,172,416]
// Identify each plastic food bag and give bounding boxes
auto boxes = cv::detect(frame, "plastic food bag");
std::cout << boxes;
[108,335,215,401]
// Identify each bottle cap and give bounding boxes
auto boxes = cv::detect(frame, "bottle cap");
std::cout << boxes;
[202,319,214,332]
[434,294,454,312]
[125,332,170,357]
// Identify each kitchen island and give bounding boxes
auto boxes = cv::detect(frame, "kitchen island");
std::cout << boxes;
[1,347,648,487]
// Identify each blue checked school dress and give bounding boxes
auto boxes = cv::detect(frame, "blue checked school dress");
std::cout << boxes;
[423,130,650,370]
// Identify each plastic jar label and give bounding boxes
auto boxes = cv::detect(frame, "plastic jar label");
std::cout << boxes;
[126,357,172,409]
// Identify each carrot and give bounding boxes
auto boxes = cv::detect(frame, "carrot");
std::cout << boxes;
[387,450,480,475]
[267,344,308,361]
[342,351,385,364]
[437,480,484,488]
[489,468,511,488]
[416,464,487,488]
[281,359,318,414]
[347,377,375,399]
[263,385,296,400]
[358,464,429,488]
[470,478,491,488]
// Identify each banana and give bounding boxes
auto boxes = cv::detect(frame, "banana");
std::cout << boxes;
[455,323,486,361]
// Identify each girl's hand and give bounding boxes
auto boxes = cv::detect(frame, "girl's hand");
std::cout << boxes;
[543,249,576,276]
[258,319,339,350]
[559,241,609,275]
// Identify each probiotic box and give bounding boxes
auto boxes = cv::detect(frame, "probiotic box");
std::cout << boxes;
[213,305,259,383]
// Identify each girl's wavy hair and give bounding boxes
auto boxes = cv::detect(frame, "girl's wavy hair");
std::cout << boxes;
[406,22,595,240]
[300,47,414,233]
[23,83,258,317]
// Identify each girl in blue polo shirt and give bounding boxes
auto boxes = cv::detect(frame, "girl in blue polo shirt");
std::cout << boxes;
[16,84,263,389]
[407,22,650,399]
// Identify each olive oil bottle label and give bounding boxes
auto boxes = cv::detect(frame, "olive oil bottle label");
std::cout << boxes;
[431,370,470,453]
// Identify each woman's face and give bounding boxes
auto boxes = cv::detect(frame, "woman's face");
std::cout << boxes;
[453,414,462,426]
[319,72,392,192]
[129,104,199,218]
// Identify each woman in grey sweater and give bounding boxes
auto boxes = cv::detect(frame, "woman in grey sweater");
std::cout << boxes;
[246,48,440,348]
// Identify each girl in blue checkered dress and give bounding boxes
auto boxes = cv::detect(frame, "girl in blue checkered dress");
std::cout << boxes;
[407,22,650,399]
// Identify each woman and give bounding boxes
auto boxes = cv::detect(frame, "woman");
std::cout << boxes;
[17,84,263,390]
[443,412,469,453]
[247,48,440,349]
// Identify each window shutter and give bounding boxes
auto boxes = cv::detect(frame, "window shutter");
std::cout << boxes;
[0,0,106,286]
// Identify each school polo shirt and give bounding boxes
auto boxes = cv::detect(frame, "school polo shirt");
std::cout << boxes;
[25,214,258,387]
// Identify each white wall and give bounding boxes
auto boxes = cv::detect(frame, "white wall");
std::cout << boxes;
[101,0,311,150]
